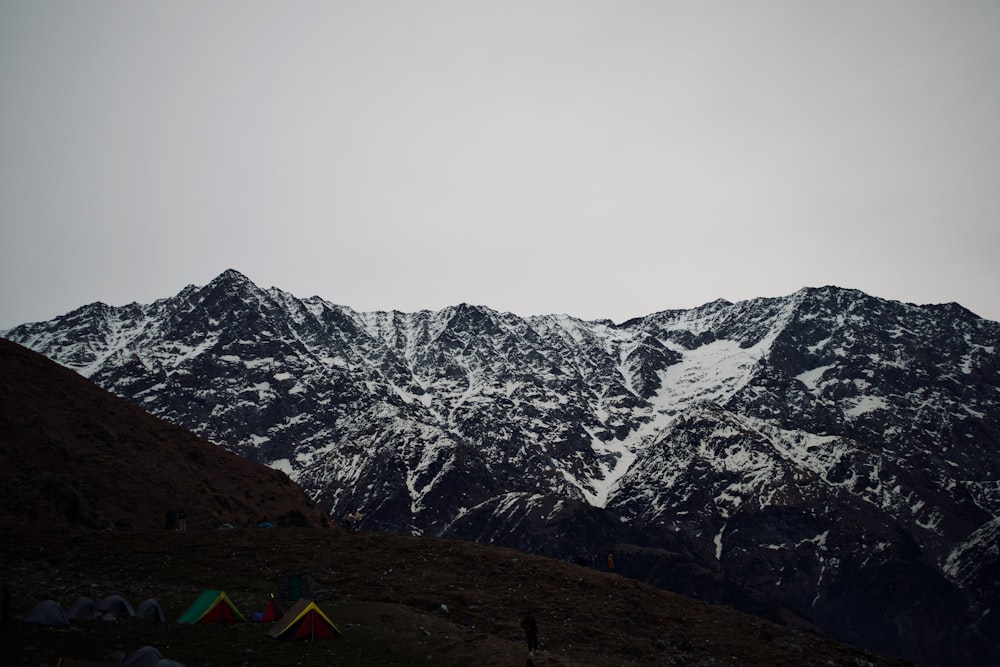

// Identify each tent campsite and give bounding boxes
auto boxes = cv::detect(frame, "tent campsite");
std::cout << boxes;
[267,599,342,641]
[96,594,135,619]
[260,592,285,622]
[122,645,165,666]
[176,590,246,623]
[66,596,97,621]
[23,599,70,626]
[135,598,166,622]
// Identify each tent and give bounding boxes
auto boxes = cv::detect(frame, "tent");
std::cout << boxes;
[177,590,245,623]
[260,593,285,622]
[120,645,187,667]
[135,598,166,622]
[267,599,342,641]
[123,645,164,666]
[23,599,70,626]
[277,570,315,603]
[96,594,135,619]
[66,596,97,621]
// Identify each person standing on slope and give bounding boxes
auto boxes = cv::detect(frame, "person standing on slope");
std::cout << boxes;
[521,612,539,656]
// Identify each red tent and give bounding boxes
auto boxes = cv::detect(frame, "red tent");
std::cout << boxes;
[260,593,284,622]
[267,599,342,641]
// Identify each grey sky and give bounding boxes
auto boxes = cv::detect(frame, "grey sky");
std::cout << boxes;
[2,1,999,329]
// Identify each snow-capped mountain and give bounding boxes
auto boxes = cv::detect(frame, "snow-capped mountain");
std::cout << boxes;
[4,270,998,665]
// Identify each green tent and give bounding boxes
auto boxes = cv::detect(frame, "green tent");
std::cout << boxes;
[177,590,246,623]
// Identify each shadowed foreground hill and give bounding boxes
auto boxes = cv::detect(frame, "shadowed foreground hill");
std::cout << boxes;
[0,527,910,667]
[0,338,328,531]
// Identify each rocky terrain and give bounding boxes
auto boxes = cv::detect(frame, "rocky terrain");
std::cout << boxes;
[4,270,998,665]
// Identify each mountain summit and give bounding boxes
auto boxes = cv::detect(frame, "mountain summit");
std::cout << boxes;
[4,270,998,665]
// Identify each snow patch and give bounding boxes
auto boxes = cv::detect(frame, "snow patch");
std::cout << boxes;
[269,458,296,479]
[843,395,889,417]
[795,364,835,392]
[714,523,727,560]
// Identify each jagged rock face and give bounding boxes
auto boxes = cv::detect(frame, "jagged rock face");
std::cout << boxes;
[4,270,998,666]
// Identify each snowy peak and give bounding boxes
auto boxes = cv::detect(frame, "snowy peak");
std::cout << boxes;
[209,267,256,288]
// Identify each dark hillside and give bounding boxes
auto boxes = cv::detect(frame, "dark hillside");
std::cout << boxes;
[0,339,328,531]
[0,527,910,667]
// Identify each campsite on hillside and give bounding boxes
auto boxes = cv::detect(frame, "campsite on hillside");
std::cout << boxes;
[0,525,910,667]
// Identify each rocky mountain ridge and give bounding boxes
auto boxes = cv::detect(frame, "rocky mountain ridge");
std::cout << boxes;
[4,269,998,665]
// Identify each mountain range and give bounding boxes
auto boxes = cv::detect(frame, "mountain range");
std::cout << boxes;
[4,269,998,665]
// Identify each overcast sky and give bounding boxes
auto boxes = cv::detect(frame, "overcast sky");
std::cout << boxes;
[2,1,998,329]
